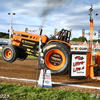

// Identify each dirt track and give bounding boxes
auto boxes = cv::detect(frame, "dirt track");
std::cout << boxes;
[0,56,100,94]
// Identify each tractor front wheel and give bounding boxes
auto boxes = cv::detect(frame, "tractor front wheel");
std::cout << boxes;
[2,45,17,63]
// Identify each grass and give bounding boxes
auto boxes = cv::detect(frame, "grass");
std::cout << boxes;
[28,55,37,58]
[0,83,98,100]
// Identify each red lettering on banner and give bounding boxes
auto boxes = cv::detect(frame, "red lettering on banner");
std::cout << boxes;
[82,66,84,69]
[75,56,84,60]
[73,61,84,67]
[73,68,76,72]
[73,66,85,72]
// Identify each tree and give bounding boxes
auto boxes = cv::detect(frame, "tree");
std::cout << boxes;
[71,38,78,41]
[3,35,9,39]
[77,37,87,42]
[0,32,9,39]
[71,37,87,42]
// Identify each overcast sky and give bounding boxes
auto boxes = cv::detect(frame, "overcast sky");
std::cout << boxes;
[0,0,100,40]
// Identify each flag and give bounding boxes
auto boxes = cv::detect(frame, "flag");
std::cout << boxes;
[98,30,100,38]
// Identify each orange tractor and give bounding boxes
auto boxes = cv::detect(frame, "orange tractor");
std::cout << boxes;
[1,26,100,80]
[2,5,100,80]
[1,29,71,75]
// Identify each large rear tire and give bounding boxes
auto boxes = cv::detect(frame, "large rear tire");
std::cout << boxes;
[39,42,70,75]
[2,45,18,63]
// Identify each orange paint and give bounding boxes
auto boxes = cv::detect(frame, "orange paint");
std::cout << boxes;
[5,50,12,58]
[45,49,65,70]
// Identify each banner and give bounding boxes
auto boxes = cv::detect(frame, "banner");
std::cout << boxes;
[71,54,86,76]
[25,28,38,33]
[71,45,87,52]
[69,52,87,79]
[82,29,85,37]
[98,30,100,38]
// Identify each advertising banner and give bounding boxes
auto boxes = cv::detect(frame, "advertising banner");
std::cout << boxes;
[69,52,87,79]
[71,45,87,52]
[98,30,100,38]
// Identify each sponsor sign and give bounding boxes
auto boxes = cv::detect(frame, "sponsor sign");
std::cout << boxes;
[38,69,45,87]
[98,30,100,38]
[82,29,85,36]
[38,69,52,87]
[71,45,87,52]
[69,52,87,79]
[43,70,52,87]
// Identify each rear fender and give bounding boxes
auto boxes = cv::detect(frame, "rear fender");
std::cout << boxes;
[46,40,71,50]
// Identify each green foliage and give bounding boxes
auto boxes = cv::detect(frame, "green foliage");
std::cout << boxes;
[71,38,78,41]
[77,37,87,42]
[0,32,9,39]
[28,55,37,58]
[72,37,87,42]
[3,35,9,39]
[93,39,100,42]
[0,83,98,100]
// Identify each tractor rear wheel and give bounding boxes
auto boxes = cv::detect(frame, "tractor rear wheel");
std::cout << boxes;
[2,45,18,63]
[39,42,70,75]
